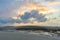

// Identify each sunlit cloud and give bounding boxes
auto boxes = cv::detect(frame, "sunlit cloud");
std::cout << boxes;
[17,3,56,16]
[12,16,18,19]
[0,0,60,26]
[49,2,60,5]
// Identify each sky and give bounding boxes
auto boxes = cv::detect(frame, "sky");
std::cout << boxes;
[0,0,60,26]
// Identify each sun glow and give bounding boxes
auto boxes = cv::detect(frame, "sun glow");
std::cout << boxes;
[49,2,60,5]
[17,3,56,15]
[12,16,18,19]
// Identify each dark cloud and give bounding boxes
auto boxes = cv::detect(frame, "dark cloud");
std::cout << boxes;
[0,17,22,24]
[0,10,47,24]
[21,12,31,20]
[0,18,15,24]
[20,10,47,23]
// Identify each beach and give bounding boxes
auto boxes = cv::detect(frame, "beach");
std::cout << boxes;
[0,31,60,40]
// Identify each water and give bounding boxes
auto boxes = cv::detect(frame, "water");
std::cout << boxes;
[0,31,60,40]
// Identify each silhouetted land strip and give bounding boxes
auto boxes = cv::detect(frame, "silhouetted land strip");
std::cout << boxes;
[15,26,60,32]
[0,26,60,33]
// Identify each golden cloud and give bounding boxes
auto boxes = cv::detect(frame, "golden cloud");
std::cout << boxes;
[17,3,56,15]
[49,2,60,5]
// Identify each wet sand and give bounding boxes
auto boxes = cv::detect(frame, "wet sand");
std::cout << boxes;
[0,31,59,40]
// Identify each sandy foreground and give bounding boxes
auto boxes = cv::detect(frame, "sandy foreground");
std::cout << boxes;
[0,31,60,40]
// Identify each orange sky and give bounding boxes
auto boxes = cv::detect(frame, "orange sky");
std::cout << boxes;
[17,3,56,16]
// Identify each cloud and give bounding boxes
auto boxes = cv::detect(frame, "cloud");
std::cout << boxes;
[0,17,22,24]
[21,12,31,20]
[20,10,47,23]
[0,10,47,24]
[0,18,15,24]
[0,0,60,26]
[44,0,55,2]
